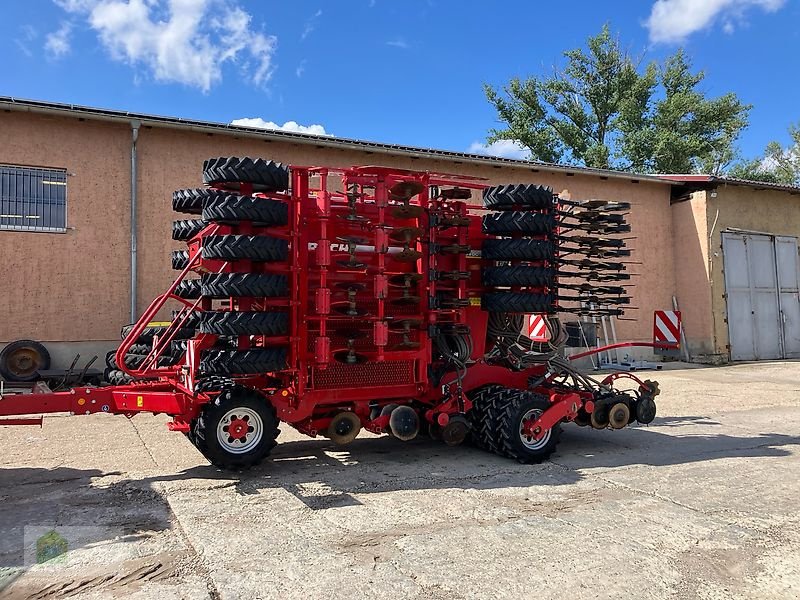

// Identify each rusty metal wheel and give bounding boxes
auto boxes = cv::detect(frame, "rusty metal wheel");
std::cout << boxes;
[0,339,51,382]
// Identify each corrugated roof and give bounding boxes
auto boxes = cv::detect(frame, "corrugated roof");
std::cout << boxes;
[660,174,800,195]
[0,95,677,186]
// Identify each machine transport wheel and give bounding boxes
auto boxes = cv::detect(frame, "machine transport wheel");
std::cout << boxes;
[0,339,51,382]
[172,188,227,215]
[174,278,202,299]
[481,292,554,314]
[203,157,290,193]
[172,219,207,241]
[202,235,289,262]
[481,266,555,288]
[172,250,189,271]
[105,369,135,385]
[467,385,505,453]
[199,311,289,336]
[482,184,554,210]
[201,273,288,298]
[192,387,280,469]
[200,348,288,375]
[202,194,289,226]
[481,238,555,261]
[482,211,556,235]
[496,390,561,463]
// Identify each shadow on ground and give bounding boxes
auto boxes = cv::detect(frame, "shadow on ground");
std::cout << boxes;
[143,422,800,509]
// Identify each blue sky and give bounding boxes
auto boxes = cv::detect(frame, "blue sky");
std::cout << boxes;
[3,0,799,163]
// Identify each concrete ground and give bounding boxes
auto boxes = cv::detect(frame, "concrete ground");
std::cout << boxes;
[1,361,799,599]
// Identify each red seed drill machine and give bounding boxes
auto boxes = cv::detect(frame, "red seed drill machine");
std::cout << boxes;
[0,158,660,469]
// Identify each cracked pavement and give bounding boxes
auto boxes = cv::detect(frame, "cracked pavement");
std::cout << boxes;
[1,360,799,599]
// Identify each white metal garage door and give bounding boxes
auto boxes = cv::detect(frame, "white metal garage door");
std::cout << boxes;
[722,232,800,361]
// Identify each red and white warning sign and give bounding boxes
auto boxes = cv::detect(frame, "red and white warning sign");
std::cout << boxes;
[527,314,550,342]
[653,310,681,347]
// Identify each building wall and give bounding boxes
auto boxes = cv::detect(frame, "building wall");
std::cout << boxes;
[671,192,715,357]
[0,110,676,364]
[706,185,800,356]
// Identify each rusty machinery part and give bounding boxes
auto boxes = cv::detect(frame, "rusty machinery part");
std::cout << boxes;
[590,405,610,429]
[608,402,631,430]
[202,157,289,193]
[388,405,420,441]
[441,415,470,446]
[191,387,280,469]
[0,340,51,382]
[327,412,362,445]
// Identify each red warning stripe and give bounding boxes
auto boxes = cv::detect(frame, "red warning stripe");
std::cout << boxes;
[653,310,681,345]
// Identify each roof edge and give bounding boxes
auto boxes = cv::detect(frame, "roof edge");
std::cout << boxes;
[0,95,676,186]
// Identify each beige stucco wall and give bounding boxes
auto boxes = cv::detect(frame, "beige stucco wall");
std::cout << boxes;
[0,110,675,355]
[706,185,800,357]
[671,192,715,357]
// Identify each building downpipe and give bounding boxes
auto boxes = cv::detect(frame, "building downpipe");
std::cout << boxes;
[130,120,141,322]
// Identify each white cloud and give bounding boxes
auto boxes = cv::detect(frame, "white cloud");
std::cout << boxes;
[468,140,530,160]
[301,9,322,41]
[296,59,307,78]
[646,0,786,43]
[386,38,409,49]
[52,0,277,91]
[45,21,73,58]
[231,117,331,136]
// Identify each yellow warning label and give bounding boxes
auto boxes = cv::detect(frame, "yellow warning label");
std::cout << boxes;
[137,396,144,408]
[469,297,482,306]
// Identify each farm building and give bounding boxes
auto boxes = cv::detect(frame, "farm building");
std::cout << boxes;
[0,96,798,366]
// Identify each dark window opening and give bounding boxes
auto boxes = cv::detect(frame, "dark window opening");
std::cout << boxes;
[0,165,67,232]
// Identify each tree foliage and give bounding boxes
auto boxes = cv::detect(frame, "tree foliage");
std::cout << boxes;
[484,26,751,174]
[727,124,800,186]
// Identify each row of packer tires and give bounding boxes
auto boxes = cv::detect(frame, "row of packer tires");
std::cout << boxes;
[479,183,558,314]
[169,158,291,378]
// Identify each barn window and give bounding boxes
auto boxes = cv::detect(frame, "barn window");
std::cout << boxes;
[0,164,68,232]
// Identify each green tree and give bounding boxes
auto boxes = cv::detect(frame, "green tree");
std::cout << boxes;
[484,26,751,174]
[728,124,800,186]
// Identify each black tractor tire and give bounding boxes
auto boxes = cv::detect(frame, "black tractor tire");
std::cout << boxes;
[468,385,505,454]
[172,219,207,241]
[105,369,134,386]
[481,238,555,261]
[481,292,555,313]
[172,250,189,271]
[496,390,561,463]
[203,157,290,192]
[202,194,289,226]
[172,188,226,215]
[0,339,51,382]
[482,184,554,210]
[200,348,287,375]
[482,211,556,235]
[202,235,289,263]
[482,266,554,288]
[120,324,195,343]
[199,311,289,336]
[192,387,280,470]
[174,278,202,299]
[201,273,288,298]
